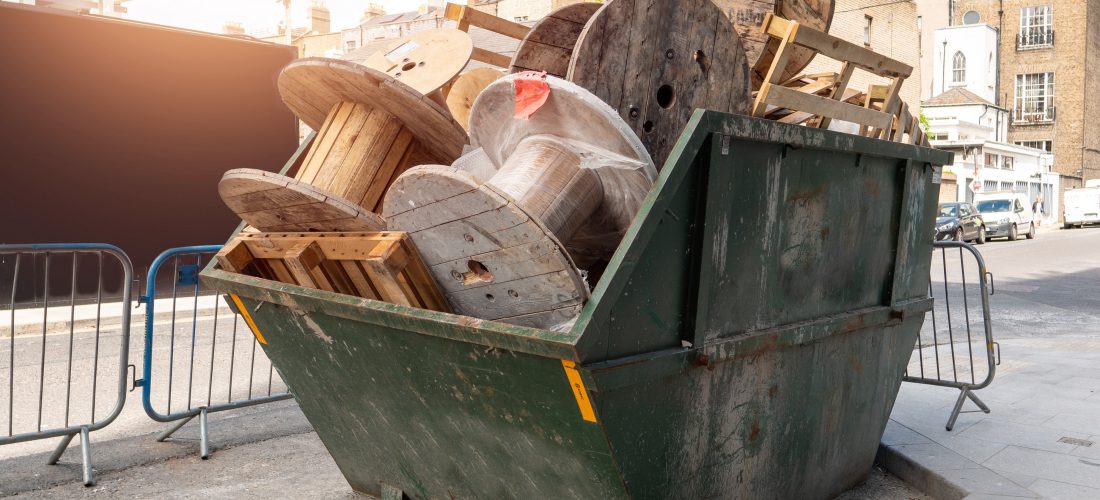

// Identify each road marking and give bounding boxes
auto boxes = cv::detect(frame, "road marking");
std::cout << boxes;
[561,360,597,423]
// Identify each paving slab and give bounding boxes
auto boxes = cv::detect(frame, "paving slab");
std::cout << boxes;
[882,337,1100,499]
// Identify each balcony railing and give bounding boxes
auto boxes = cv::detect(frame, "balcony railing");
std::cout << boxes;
[1017,30,1054,50]
[1012,106,1056,124]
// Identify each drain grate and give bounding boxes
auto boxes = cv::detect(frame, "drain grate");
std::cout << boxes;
[1059,437,1094,447]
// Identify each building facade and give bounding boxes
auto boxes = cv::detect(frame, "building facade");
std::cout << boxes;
[951,0,1100,182]
[924,23,1059,222]
[802,0,923,113]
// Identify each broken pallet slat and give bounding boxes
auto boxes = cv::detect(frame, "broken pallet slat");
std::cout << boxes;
[215,232,450,313]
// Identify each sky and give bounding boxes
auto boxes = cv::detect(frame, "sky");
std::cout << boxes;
[124,0,430,35]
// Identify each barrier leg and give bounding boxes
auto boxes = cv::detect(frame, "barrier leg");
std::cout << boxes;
[46,432,76,465]
[966,389,991,413]
[80,426,94,486]
[199,407,209,460]
[156,415,194,442]
[946,387,990,431]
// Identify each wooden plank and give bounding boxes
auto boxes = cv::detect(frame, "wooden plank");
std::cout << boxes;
[816,62,854,129]
[761,14,911,79]
[763,85,893,131]
[444,2,530,40]
[226,232,449,312]
[216,238,254,274]
[471,47,512,68]
[752,14,799,117]
[284,241,333,292]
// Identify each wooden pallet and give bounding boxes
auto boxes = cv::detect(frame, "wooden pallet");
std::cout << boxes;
[751,13,917,143]
[216,232,450,312]
[444,2,530,68]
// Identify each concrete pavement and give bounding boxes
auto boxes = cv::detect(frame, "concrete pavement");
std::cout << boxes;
[883,225,1100,499]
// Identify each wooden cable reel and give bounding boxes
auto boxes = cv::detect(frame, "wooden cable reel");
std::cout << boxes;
[218,58,468,232]
[383,74,655,329]
[714,0,835,88]
[510,2,601,78]
[567,0,752,168]
[362,28,474,107]
[445,68,505,132]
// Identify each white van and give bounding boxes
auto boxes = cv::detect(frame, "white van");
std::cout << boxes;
[973,191,1035,241]
[1063,186,1100,228]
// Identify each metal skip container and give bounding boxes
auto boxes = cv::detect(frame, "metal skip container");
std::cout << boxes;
[202,112,953,499]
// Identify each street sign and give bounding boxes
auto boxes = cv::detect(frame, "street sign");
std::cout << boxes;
[970,179,983,192]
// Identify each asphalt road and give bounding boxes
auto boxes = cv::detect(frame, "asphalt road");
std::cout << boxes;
[0,305,287,460]
[965,225,1100,339]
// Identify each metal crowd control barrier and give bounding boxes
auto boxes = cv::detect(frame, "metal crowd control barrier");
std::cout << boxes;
[0,244,133,486]
[137,245,290,459]
[904,241,1000,431]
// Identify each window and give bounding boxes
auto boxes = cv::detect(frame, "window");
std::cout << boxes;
[864,15,873,47]
[1003,156,1015,170]
[952,52,966,84]
[985,153,998,168]
[1014,72,1055,123]
[1015,140,1053,152]
[345,40,357,51]
[514,16,528,22]
[930,133,948,141]
[1018,5,1054,49]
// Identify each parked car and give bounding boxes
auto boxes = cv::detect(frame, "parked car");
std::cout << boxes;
[935,202,986,243]
[974,191,1035,241]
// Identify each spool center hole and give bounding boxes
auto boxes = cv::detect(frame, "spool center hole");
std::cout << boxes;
[461,260,494,285]
[402,61,417,71]
[657,84,675,109]
[643,120,655,133]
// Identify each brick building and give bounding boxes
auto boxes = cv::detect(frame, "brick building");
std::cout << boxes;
[802,0,923,114]
[951,0,1100,182]
[471,0,588,22]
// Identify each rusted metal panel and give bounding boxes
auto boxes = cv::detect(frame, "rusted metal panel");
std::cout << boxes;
[202,111,952,499]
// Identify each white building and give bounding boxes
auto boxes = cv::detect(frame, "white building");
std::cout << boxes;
[931,23,998,102]
[924,24,1058,223]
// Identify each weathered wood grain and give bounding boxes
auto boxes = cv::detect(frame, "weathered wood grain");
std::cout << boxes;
[567,0,752,168]
[445,68,504,132]
[217,231,450,311]
[383,165,588,328]
[219,169,386,233]
[362,28,473,96]
[510,2,601,77]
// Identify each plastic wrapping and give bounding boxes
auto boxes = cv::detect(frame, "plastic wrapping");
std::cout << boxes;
[466,73,657,273]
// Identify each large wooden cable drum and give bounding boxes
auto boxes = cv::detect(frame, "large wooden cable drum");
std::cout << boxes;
[218,58,468,232]
[567,0,752,168]
[510,2,602,78]
[383,74,655,329]
[714,0,834,87]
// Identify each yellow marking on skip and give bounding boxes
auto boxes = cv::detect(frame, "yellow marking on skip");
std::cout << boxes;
[229,294,267,345]
[561,360,597,423]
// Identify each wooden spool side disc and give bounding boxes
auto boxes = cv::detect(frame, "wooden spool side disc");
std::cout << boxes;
[220,169,386,232]
[382,166,587,329]
[362,28,474,96]
[278,58,468,163]
[510,2,601,77]
[567,0,751,168]
[445,68,505,132]
[714,0,834,88]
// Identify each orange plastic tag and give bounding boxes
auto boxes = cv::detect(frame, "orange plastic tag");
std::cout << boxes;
[514,71,550,120]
